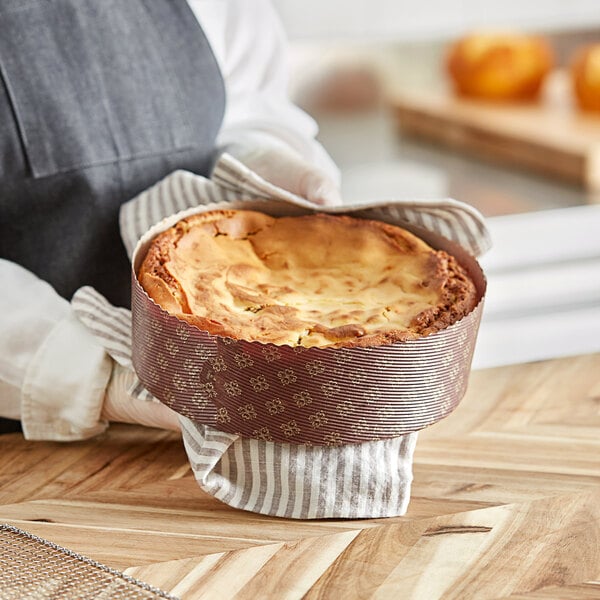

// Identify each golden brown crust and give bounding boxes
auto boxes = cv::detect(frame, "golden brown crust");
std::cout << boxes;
[138,210,478,348]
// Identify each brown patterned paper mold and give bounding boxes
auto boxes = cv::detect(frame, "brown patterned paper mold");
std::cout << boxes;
[131,202,487,446]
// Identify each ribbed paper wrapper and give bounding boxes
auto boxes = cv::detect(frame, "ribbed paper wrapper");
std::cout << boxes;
[131,201,486,446]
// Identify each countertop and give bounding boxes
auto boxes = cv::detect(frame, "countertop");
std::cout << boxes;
[1,351,599,599]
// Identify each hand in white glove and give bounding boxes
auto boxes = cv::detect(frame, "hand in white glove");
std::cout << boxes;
[72,287,181,433]
[226,141,342,207]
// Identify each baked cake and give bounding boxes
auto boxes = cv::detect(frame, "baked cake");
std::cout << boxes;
[138,210,478,348]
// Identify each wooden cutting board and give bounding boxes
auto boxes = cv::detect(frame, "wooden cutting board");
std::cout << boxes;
[389,72,600,191]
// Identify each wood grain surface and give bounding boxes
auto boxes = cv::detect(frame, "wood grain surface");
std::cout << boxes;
[1,352,599,599]
[388,72,600,191]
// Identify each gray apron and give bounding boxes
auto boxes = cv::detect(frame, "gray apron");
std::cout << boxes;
[0,0,225,306]
[0,0,226,433]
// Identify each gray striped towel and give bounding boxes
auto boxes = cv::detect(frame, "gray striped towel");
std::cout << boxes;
[74,153,489,519]
[72,287,154,403]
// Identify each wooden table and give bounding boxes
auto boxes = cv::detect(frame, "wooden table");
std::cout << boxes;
[1,352,599,599]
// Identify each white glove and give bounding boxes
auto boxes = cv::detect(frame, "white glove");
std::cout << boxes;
[72,287,180,432]
[225,141,342,207]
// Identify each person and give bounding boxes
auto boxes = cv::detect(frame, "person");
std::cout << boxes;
[0,0,341,438]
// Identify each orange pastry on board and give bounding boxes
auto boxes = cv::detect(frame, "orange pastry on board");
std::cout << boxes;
[446,31,554,101]
[571,43,600,112]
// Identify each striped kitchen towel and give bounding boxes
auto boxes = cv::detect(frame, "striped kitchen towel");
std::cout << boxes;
[179,419,417,519]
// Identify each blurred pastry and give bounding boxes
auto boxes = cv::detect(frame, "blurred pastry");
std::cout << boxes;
[446,31,554,101]
[138,209,478,348]
[571,43,600,112]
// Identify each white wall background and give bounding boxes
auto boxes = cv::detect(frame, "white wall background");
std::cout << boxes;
[271,0,600,42]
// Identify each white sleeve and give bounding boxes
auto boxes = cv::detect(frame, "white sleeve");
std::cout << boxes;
[0,259,111,441]
[187,0,340,183]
